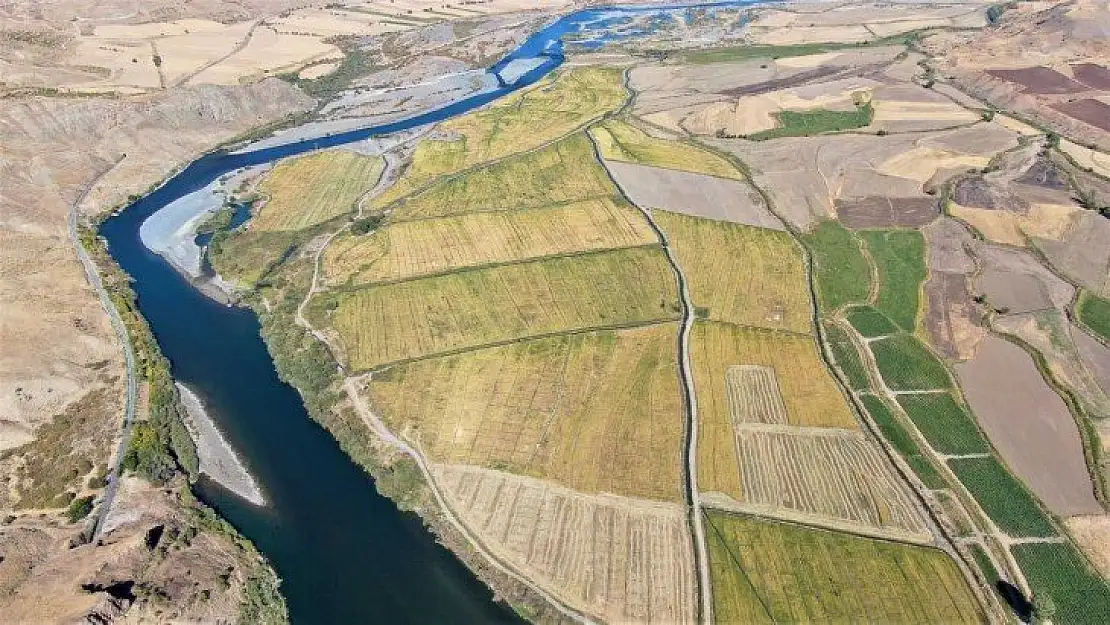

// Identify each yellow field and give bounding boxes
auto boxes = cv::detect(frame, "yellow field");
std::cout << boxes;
[252,150,384,232]
[694,321,858,498]
[387,133,619,221]
[589,119,742,179]
[326,246,680,370]
[655,211,811,333]
[323,197,656,287]
[706,511,983,624]
[373,67,626,208]
[369,324,685,501]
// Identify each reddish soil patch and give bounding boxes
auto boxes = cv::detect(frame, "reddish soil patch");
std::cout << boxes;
[836,196,938,228]
[1072,63,1110,90]
[986,67,1087,94]
[977,267,1054,314]
[720,66,841,97]
[956,335,1101,516]
[924,271,980,359]
[1052,99,1110,133]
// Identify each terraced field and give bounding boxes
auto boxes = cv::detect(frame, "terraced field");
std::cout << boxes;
[325,246,680,370]
[589,118,741,179]
[323,197,656,287]
[252,150,385,231]
[705,511,983,624]
[435,465,696,624]
[655,211,811,332]
[367,324,685,501]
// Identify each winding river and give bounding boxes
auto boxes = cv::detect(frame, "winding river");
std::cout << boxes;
[100,3,752,622]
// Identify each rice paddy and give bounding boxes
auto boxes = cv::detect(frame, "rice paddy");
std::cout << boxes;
[895,392,990,456]
[860,230,926,332]
[800,220,871,312]
[946,456,1056,538]
[869,334,953,391]
[1011,541,1110,625]
[859,394,945,489]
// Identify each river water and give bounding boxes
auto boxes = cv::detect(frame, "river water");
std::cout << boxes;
[100,3,752,622]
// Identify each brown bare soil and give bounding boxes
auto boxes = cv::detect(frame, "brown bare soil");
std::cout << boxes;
[985,67,1088,94]
[1074,325,1110,397]
[434,464,696,624]
[955,335,1102,516]
[1053,99,1110,133]
[836,196,938,228]
[1072,63,1110,90]
[972,242,1077,309]
[925,271,983,361]
[924,217,977,274]
[977,267,1055,314]
[1035,210,1110,297]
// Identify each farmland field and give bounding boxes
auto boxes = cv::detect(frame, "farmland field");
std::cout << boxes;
[655,211,811,333]
[895,392,990,456]
[386,133,618,220]
[367,324,685,501]
[1078,290,1110,343]
[372,67,626,208]
[860,230,926,332]
[326,246,679,370]
[859,394,946,489]
[824,322,870,391]
[800,220,871,311]
[947,456,1056,537]
[252,150,384,231]
[589,119,741,179]
[747,103,874,140]
[323,197,657,287]
[870,334,953,391]
[436,465,696,624]
[733,426,930,538]
[209,229,299,287]
[705,511,983,624]
[845,306,898,338]
[1011,542,1110,625]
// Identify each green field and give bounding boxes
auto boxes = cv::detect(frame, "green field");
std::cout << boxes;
[896,392,990,456]
[947,456,1057,538]
[1011,542,1110,625]
[1077,290,1110,343]
[846,305,899,338]
[800,220,871,312]
[870,334,952,391]
[859,394,946,489]
[748,103,874,141]
[823,322,870,391]
[860,230,926,332]
[705,511,983,624]
[969,543,1000,585]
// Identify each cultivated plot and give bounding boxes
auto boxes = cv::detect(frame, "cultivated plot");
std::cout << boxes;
[252,150,384,231]
[590,119,741,179]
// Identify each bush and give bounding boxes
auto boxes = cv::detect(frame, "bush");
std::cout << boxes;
[351,215,383,235]
[66,495,95,523]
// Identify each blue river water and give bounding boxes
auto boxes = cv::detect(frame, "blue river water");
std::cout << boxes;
[100,2,753,622]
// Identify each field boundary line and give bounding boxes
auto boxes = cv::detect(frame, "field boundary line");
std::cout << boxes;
[385,193,624,225]
[731,422,864,438]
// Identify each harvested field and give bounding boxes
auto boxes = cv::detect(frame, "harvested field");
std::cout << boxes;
[801,220,871,312]
[252,150,384,232]
[725,366,788,425]
[1011,541,1110,625]
[955,335,1102,516]
[1073,322,1110,397]
[845,306,898,338]
[325,246,680,370]
[322,198,656,287]
[386,132,618,220]
[705,511,982,625]
[654,211,810,333]
[367,324,684,501]
[870,334,952,391]
[977,267,1054,314]
[824,322,870,391]
[372,67,626,207]
[947,456,1057,537]
[861,230,926,332]
[589,119,740,179]
[924,271,983,360]
[924,217,976,274]
[435,465,695,624]
[985,67,1087,94]
[895,392,989,456]
[1065,514,1110,581]
[860,394,946,489]
[1059,138,1110,179]
[1072,63,1110,90]
[1053,99,1110,133]
[835,196,938,229]
[972,242,1076,309]
[1035,210,1110,297]
[603,162,783,230]
[950,203,1081,247]
[730,425,931,540]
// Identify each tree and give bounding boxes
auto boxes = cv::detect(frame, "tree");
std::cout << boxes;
[1032,590,1057,623]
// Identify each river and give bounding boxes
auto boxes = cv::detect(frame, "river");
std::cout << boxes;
[100,2,753,622]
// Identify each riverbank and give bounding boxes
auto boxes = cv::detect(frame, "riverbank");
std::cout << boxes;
[177,383,266,506]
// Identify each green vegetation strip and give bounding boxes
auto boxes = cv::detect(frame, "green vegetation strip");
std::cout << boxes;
[969,543,1000,585]
[1011,542,1110,625]
[846,305,898,338]
[1077,290,1110,343]
[801,220,870,312]
[860,229,926,332]
[677,34,918,64]
[747,103,873,140]
[870,334,952,391]
[859,394,945,489]
[823,322,870,391]
[896,392,990,456]
[947,456,1057,538]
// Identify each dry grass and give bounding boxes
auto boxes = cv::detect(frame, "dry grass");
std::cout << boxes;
[589,119,741,179]
[654,211,811,333]
[386,133,618,220]
[324,197,656,287]
[435,464,695,623]
[369,324,685,501]
[372,67,626,208]
[325,247,680,370]
[706,511,983,625]
[252,149,384,232]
